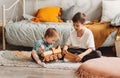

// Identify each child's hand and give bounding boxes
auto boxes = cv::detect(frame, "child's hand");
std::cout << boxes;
[63,45,68,51]
[62,50,68,55]
[63,45,68,54]
[75,54,84,62]
[39,45,44,52]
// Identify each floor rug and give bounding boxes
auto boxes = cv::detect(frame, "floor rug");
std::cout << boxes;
[0,51,81,70]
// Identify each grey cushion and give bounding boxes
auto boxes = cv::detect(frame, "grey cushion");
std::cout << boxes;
[61,0,102,21]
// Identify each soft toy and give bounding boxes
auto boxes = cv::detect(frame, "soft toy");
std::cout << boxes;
[31,6,63,22]
[41,46,63,62]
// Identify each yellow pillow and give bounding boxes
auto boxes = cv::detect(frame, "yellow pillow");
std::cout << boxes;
[31,6,63,22]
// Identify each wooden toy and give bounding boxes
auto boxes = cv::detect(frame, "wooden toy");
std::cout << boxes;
[64,51,78,62]
[41,46,62,62]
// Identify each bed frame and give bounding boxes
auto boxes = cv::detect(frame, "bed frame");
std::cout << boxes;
[2,0,26,50]
[1,0,101,50]
[2,0,74,50]
[2,0,120,54]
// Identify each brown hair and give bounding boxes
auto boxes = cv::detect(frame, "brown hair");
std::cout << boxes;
[72,12,86,24]
[44,28,59,38]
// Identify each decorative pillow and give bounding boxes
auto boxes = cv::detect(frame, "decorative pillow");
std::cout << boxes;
[101,0,120,22]
[61,0,102,21]
[111,13,120,26]
[31,6,63,22]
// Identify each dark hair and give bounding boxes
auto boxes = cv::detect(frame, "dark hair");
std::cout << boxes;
[72,12,86,24]
[44,28,59,38]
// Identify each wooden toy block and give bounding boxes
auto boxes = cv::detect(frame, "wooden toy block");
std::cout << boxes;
[41,50,53,57]
[53,54,58,60]
[57,53,62,59]
[44,56,50,62]
[49,55,54,61]
[52,46,61,54]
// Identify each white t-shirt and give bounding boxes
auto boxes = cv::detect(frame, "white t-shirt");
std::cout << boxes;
[66,27,95,50]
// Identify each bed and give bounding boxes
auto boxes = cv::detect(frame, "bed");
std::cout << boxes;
[2,0,120,50]
[5,20,73,47]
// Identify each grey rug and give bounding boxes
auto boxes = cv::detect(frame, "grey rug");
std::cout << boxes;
[0,51,81,70]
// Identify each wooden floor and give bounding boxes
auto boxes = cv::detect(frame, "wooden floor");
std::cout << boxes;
[0,41,79,78]
[0,39,116,78]
[0,66,78,78]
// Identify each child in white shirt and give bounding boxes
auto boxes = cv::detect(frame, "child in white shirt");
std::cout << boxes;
[63,12,101,62]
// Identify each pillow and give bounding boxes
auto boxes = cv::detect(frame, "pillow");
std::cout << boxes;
[31,6,63,22]
[111,13,120,26]
[61,0,102,21]
[23,14,35,20]
[101,0,120,22]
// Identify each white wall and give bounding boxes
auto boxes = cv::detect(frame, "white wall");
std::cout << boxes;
[0,0,102,21]
[0,0,74,20]
[0,0,23,21]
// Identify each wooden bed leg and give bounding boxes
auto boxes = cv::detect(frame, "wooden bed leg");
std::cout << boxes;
[2,26,6,50]
[2,5,6,50]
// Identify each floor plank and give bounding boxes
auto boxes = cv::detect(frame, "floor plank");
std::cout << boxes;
[0,39,116,78]
[0,66,78,78]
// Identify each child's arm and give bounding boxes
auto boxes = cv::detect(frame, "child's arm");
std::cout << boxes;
[31,50,46,67]
[63,44,69,54]
[31,50,41,64]
[63,44,68,50]
[39,45,45,52]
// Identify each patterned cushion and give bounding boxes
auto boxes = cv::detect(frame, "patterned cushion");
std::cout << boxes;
[111,13,120,26]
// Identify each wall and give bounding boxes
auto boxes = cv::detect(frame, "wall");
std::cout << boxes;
[0,0,74,20]
[0,0,102,21]
[0,0,22,21]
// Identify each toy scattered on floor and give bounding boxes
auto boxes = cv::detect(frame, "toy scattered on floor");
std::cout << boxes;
[41,46,62,62]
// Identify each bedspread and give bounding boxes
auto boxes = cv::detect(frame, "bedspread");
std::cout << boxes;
[5,20,73,47]
[5,20,119,49]
[86,22,118,48]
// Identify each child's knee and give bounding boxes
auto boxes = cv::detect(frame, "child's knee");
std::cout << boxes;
[96,50,102,57]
